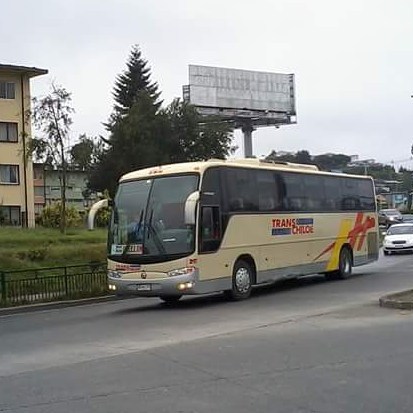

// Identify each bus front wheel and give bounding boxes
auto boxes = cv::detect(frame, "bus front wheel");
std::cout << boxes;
[226,260,253,300]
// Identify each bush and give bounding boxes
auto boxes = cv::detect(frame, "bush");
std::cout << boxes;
[83,205,111,228]
[95,206,111,228]
[39,202,82,228]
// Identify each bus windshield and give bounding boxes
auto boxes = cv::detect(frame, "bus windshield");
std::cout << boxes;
[108,174,199,262]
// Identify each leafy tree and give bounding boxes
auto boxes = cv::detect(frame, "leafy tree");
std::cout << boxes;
[266,150,353,171]
[399,167,413,210]
[313,153,351,171]
[265,150,313,164]
[345,164,397,180]
[70,135,94,170]
[398,167,413,190]
[295,150,312,164]
[31,84,74,233]
[163,99,234,162]
[265,150,296,163]
[70,134,103,171]
[106,44,161,129]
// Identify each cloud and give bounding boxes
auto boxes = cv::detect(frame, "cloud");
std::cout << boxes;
[2,0,413,165]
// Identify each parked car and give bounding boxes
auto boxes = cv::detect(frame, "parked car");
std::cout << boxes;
[383,223,413,255]
[378,209,403,227]
[402,214,413,223]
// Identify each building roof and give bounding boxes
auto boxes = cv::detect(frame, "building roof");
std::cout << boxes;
[0,63,48,78]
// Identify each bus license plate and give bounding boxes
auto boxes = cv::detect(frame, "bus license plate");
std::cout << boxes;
[136,284,151,291]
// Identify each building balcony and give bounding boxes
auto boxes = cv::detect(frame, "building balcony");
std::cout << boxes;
[33,178,44,186]
[34,196,45,205]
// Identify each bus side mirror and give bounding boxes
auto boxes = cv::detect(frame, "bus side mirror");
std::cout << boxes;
[184,191,200,225]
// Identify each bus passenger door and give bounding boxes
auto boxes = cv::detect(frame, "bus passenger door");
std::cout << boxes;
[197,167,228,281]
[200,206,222,253]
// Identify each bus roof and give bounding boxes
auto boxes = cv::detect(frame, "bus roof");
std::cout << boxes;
[119,158,371,182]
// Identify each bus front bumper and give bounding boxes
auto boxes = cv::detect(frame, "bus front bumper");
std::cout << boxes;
[108,270,199,297]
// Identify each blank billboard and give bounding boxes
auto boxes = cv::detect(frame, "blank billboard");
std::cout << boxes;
[188,65,295,115]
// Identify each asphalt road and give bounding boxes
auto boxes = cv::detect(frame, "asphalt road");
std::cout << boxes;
[1,251,413,412]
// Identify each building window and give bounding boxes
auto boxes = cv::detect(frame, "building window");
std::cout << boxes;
[0,122,18,142]
[0,206,21,226]
[0,81,15,99]
[34,186,45,196]
[33,167,43,180]
[0,164,19,184]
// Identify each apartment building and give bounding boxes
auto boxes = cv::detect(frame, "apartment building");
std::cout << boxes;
[0,64,47,227]
[33,163,46,216]
[33,163,98,216]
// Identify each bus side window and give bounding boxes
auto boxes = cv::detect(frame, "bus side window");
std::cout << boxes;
[230,198,244,211]
[200,206,221,253]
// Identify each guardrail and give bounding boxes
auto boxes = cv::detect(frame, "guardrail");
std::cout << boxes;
[0,263,108,307]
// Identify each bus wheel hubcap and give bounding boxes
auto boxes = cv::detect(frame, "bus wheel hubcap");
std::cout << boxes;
[235,268,250,293]
[344,257,351,274]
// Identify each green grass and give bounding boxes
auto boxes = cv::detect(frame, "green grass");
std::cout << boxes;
[0,227,108,271]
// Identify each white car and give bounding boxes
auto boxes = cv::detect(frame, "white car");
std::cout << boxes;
[383,223,413,255]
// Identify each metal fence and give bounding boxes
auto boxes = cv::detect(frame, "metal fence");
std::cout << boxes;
[0,263,108,307]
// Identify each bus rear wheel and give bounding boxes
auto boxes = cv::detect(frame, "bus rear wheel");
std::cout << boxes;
[226,260,253,300]
[337,247,352,279]
[159,295,182,304]
[326,247,352,280]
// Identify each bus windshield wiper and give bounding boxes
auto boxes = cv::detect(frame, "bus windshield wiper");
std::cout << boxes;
[121,208,144,257]
[147,208,167,255]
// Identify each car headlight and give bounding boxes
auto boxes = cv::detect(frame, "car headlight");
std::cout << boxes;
[167,267,195,277]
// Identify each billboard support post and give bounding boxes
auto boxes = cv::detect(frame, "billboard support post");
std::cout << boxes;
[241,123,254,158]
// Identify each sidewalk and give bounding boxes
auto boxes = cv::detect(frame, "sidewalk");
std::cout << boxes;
[379,290,413,311]
[2,289,413,316]
[0,295,118,316]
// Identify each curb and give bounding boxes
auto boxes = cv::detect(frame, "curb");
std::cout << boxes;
[0,295,119,316]
[379,289,413,311]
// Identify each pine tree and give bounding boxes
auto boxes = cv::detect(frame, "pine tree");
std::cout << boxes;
[107,45,161,129]
[90,92,169,196]
[89,47,235,196]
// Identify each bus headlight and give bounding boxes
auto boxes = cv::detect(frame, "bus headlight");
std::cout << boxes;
[177,281,195,291]
[167,267,195,277]
[108,284,117,291]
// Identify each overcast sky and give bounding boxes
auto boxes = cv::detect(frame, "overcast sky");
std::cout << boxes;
[2,0,413,168]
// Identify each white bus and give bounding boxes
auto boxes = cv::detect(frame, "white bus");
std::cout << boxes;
[107,159,379,303]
